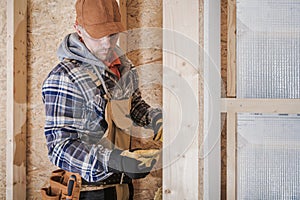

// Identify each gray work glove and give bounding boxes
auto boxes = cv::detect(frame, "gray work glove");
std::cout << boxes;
[108,149,159,179]
[152,113,163,142]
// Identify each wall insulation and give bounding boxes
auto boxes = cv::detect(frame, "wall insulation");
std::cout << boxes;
[237,0,300,99]
[236,0,300,199]
[27,0,162,199]
[237,113,300,199]
[0,1,7,199]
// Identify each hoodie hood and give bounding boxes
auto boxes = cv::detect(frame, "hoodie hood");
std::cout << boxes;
[57,33,107,70]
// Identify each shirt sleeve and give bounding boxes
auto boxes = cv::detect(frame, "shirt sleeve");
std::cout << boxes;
[42,71,113,182]
[130,88,162,130]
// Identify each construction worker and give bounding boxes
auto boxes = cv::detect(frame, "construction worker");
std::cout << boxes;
[41,0,162,199]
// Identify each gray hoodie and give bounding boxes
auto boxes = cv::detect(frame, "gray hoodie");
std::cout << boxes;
[57,32,125,72]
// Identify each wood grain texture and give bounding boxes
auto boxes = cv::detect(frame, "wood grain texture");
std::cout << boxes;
[226,112,236,200]
[163,0,200,199]
[7,0,27,199]
[199,0,205,198]
[118,0,128,51]
[0,1,7,199]
[221,1,228,198]
[227,0,236,97]
[221,98,300,113]
[221,0,228,98]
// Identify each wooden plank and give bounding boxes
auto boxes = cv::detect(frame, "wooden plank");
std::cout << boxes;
[199,0,205,198]
[163,0,200,199]
[221,98,300,113]
[227,0,236,97]
[226,112,236,200]
[203,0,221,199]
[6,0,27,199]
[118,0,127,51]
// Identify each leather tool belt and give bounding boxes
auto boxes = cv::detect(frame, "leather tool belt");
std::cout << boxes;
[41,169,81,200]
[82,173,132,186]
[41,169,132,199]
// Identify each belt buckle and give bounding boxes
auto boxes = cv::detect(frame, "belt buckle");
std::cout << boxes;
[120,173,125,184]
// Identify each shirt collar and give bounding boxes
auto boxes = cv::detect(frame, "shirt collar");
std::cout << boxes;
[104,51,121,67]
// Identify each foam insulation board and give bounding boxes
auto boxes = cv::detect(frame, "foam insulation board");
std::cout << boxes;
[237,113,300,199]
[236,1,300,199]
[237,0,300,99]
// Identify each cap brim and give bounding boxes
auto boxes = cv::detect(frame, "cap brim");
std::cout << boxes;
[85,22,126,39]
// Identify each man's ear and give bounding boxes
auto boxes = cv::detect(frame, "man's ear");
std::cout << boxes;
[74,23,83,37]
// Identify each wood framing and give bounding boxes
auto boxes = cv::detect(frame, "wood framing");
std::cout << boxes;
[227,0,236,97]
[223,98,300,200]
[226,111,237,200]
[6,0,27,199]
[221,98,300,113]
[117,0,127,51]
[203,0,221,199]
[163,0,201,199]
[223,0,300,199]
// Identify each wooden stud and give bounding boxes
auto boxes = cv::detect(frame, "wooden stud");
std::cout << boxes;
[163,0,201,199]
[118,0,127,52]
[227,0,236,97]
[6,0,27,199]
[203,0,221,199]
[221,98,300,113]
[223,98,300,200]
[226,112,236,200]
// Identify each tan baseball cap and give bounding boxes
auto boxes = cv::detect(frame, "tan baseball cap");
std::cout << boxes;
[75,0,126,39]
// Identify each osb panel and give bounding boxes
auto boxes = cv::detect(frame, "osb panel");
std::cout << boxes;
[127,0,163,200]
[127,0,162,29]
[127,0,162,67]
[27,0,75,198]
[221,0,228,98]
[221,114,227,200]
[0,1,7,199]
[221,1,228,199]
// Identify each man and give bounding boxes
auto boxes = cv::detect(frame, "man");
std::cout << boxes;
[42,0,162,199]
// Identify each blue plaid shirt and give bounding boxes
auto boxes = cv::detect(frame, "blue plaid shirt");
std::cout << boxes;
[42,58,161,182]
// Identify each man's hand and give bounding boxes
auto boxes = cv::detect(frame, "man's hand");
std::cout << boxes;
[121,149,160,167]
[153,119,163,142]
[108,149,159,179]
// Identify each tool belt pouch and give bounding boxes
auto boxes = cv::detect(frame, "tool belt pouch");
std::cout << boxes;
[41,169,81,200]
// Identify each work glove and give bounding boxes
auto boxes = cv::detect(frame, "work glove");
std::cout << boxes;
[108,149,160,179]
[153,123,163,142]
[152,113,163,141]
[123,149,160,167]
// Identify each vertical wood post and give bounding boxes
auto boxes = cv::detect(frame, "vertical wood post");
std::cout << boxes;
[203,0,221,199]
[226,111,236,200]
[6,0,27,199]
[227,0,236,97]
[163,0,201,199]
[117,0,127,51]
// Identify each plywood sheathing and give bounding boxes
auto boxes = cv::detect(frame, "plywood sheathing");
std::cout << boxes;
[221,0,228,98]
[221,0,229,199]
[0,1,7,198]
[27,0,75,198]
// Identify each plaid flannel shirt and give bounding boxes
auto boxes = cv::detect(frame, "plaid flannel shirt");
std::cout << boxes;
[42,58,161,182]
